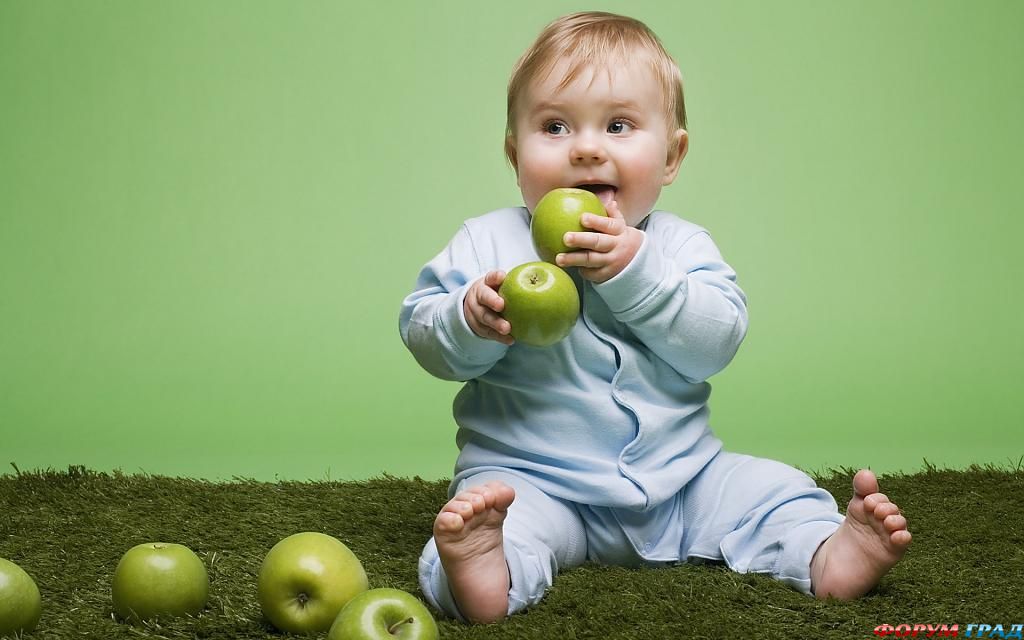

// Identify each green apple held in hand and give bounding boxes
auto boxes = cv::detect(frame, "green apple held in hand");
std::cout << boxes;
[257,531,369,634]
[0,557,42,637]
[498,262,580,347]
[531,187,608,264]
[328,588,439,640]
[111,543,209,624]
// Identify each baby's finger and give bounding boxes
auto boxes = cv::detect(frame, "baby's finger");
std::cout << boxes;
[480,323,515,345]
[557,249,607,269]
[478,286,505,313]
[605,199,623,219]
[482,309,511,336]
[484,270,506,289]
[564,231,614,253]
[469,311,513,345]
[580,212,625,235]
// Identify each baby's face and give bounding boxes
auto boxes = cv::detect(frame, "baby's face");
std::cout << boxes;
[509,57,687,227]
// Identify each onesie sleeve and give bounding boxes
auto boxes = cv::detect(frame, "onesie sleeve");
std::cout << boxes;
[593,228,748,383]
[399,224,509,381]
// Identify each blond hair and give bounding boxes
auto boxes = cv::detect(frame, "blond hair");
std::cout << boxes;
[505,11,687,164]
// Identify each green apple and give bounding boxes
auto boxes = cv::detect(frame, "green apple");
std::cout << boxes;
[257,531,369,634]
[530,187,608,263]
[328,588,438,640]
[498,261,580,347]
[111,542,208,624]
[0,557,42,637]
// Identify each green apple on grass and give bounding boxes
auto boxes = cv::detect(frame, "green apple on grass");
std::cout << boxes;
[498,261,580,347]
[111,543,209,624]
[0,557,42,637]
[531,187,608,264]
[257,531,369,634]
[328,588,438,640]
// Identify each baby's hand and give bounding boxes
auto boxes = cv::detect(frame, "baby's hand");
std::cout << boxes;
[463,270,514,345]
[556,200,644,283]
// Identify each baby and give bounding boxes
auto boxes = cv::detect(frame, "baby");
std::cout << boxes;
[399,11,910,623]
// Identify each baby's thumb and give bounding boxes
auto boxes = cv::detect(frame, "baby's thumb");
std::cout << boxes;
[486,270,506,288]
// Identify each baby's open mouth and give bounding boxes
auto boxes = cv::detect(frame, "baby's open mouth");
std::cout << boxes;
[575,184,617,208]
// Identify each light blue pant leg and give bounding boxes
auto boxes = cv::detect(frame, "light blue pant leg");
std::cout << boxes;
[681,451,843,594]
[419,470,588,621]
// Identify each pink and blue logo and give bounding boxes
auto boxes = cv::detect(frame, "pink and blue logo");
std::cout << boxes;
[874,624,1024,638]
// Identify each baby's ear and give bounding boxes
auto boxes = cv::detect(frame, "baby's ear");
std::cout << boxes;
[663,128,689,185]
[505,135,519,174]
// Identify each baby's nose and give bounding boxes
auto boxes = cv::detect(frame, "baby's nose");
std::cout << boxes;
[570,140,607,165]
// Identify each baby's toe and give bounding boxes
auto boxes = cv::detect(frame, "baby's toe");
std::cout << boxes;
[883,513,907,532]
[468,486,496,509]
[863,493,889,511]
[893,530,912,545]
[453,491,487,514]
[484,481,516,510]
[435,511,465,534]
[853,469,880,496]
[443,498,476,520]
[873,502,900,521]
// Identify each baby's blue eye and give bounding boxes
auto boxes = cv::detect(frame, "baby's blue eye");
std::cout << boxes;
[608,121,631,134]
[545,121,568,135]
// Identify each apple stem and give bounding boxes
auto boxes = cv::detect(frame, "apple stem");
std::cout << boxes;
[387,617,415,635]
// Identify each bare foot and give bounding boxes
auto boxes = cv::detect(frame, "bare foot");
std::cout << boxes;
[810,469,911,599]
[434,481,516,623]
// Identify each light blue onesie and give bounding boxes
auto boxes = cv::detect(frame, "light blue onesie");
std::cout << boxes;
[399,207,843,620]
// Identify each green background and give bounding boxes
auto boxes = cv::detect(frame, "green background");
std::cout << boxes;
[2,1,1021,481]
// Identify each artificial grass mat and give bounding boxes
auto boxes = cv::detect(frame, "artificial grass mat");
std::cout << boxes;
[2,463,1022,639]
